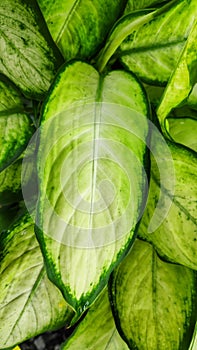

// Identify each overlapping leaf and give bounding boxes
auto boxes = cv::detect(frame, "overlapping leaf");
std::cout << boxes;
[35,61,149,315]
[119,0,197,84]
[168,117,197,152]
[61,289,129,350]
[157,19,197,136]
[124,0,169,12]
[110,239,197,350]
[0,158,22,206]
[37,0,126,61]
[139,141,197,270]
[0,0,63,99]
[0,77,34,171]
[187,83,197,110]
[0,214,75,349]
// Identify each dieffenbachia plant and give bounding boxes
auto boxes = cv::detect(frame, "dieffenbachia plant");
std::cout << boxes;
[0,0,196,349]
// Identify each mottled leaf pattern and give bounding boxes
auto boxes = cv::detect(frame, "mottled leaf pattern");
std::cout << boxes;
[0,0,63,99]
[0,214,75,349]
[139,141,197,270]
[110,239,197,350]
[37,0,126,61]
[0,77,34,171]
[36,61,149,315]
[119,0,197,84]
[62,289,129,350]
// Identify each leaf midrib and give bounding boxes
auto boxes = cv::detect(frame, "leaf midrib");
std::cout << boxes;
[119,39,186,57]
[152,173,197,226]
[4,266,45,345]
[56,0,81,45]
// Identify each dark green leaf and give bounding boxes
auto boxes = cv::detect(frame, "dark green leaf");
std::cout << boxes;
[0,158,22,206]
[0,77,34,171]
[0,0,63,99]
[37,0,126,61]
[139,141,197,270]
[119,0,197,85]
[0,214,75,349]
[35,61,149,315]
[61,289,129,350]
[110,239,197,350]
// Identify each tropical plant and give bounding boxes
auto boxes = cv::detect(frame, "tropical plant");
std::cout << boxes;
[0,0,197,349]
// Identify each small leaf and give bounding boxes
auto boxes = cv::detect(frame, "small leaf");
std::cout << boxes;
[0,77,34,171]
[0,0,63,99]
[0,214,75,349]
[61,289,129,350]
[139,141,197,270]
[168,117,197,152]
[35,61,149,315]
[157,19,197,137]
[119,0,197,85]
[37,0,127,61]
[110,239,197,350]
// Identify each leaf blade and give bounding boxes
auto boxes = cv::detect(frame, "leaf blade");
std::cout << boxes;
[110,239,197,350]
[0,77,34,171]
[35,61,149,315]
[0,0,63,99]
[61,289,129,350]
[157,19,197,136]
[37,0,127,61]
[119,0,197,85]
[139,141,197,270]
[0,214,75,349]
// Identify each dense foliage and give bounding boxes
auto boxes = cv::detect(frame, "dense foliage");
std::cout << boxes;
[0,0,197,349]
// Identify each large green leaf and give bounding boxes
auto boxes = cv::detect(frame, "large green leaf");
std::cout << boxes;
[157,19,197,137]
[139,141,197,270]
[35,61,149,315]
[119,0,197,85]
[0,77,34,171]
[0,0,63,99]
[110,239,197,350]
[187,83,197,110]
[37,0,126,61]
[124,0,169,12]
[0,158,22,206]
[0,213,75,349]
[61,288,129,350]
[168,117,197,152]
